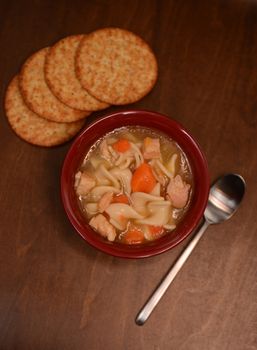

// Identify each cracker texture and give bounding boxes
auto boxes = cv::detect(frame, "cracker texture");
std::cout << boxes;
[19,47,90,123]
[45,35,109,111]
[76,28,158,105]
[5,76,85,147]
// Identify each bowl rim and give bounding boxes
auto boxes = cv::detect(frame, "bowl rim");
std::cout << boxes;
[61,109,209,258]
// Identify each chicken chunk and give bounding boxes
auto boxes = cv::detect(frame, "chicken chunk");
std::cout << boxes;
[98,192,113,213]
[89,214,116,241]
[142,137,161,159]
[75,171,96,196]
[99,139,117,163]
[99,140,109,159]
[166,175,190,208]
[151,164,167,186]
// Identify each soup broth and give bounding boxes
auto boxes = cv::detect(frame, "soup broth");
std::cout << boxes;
[74,127,193,244]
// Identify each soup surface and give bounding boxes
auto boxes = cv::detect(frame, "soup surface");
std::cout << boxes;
[74,127,193,244]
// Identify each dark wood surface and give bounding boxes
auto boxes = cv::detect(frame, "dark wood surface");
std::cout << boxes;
[1,1,257,349]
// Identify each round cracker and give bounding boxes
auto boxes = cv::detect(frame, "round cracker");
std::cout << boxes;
[5,76,86,147]
[45,35,109,111]
[76,27,158,105]
[19,47,90,123]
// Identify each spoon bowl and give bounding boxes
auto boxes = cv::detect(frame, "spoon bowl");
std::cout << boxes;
[136,173,246,325]
[205,174,245,224]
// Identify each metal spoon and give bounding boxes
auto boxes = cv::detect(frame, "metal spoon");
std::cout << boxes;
[136,173,246,325]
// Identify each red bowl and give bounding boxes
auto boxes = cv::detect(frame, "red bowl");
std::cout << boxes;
[61,110,209,258]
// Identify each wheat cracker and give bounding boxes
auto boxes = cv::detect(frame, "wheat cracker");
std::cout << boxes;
[5,76,86,147]
[45,35,109,111]
[19,47,90,123]
[76,27,158,105]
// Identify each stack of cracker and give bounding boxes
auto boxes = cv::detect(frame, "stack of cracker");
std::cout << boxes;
[5,28,158,147]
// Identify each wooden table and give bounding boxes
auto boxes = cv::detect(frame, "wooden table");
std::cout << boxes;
[1,1,257,349]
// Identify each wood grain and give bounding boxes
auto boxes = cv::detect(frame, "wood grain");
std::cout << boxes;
[0,1,257,349]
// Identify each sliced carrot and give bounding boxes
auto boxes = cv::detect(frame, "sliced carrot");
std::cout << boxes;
[112,194,130,204]
[148,225,164,238]
[131,163,156,193]
[112,139,131,153]
[123,228,145,245]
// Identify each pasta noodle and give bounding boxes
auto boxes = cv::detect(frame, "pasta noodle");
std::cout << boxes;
[90,186,120,200]
[136,201,171,226]
[75,126,193,244]
[131,192,164,215]
[150,183,161,196]
[85,203,98,216]
[96,164,120,188]
[105,203,144,230]
[167,154,178,175]
[110,168,132,194]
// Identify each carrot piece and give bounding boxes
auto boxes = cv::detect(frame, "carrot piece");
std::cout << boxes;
[131,163,156,193]
[123,228,145,245]
[112,194,130,204]
[112,139,131,153]
[148,225,164,238]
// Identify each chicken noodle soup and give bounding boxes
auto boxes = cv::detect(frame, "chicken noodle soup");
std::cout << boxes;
[74,127,193,244]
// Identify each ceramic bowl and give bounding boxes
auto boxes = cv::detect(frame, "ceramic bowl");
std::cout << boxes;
[61,110,209,258]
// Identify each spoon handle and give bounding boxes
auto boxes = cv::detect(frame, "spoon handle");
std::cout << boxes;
[135,220,210,325]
